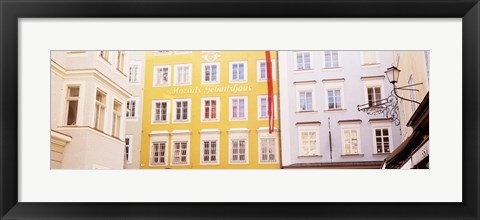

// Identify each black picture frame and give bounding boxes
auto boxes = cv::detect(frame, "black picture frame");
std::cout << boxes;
[1,0,479,219]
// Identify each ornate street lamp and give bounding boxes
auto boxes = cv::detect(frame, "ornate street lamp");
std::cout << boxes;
[357,65,422,126]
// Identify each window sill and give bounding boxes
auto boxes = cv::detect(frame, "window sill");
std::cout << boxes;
[116,68,125,76]
[173,120,190,124]
[259,161,279,164]
[230,118,248,121]
[200,162,220,165]
[373,152,391,155]
[152,121,169,124]
[153,84,171,87]
[201,119,219,122]
[324,109,347,112]
[149,163,167,167]
[229,80,248,83]
[173,83,192,86]
[298,155,322,158]
[295,110,318,114]
[294,69,314,73]
[361,63,381,68]
[229,162,248,164]
[202,81,220,85]
[322,67,343,72]
[341,154,364,157]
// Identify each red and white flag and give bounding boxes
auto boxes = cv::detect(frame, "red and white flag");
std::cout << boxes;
[265,51,274,134]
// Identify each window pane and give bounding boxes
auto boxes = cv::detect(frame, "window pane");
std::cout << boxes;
[66,100,78,125]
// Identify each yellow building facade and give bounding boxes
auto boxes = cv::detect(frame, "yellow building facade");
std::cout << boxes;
[140,51,280,169]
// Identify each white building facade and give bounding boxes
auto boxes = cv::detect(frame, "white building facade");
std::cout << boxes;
[124,51,145,169]
[279,51,403,168]
[50,51,131,169]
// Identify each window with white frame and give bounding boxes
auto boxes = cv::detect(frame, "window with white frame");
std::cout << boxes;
[361,51,379,65]
[367,87,382,107]
[230,96,248,120]
[201,97,219,121]
[152,100,170,123]
[125,135,133,164]
[174,64,192,85]
[327,89,342,109]
[229,129,249,164]
[260,138,276,162]
[323,51,340,68]
[258,128,278,163]
[298,91,313,111]
[340,123,361,155]
[374,128,391,153]
[294,51,311,70]
[298,128,319,156]
[257,60,276,81]
[153,65,170,86]
[126,98,137,119]
[117,51,125,73]
[231,140,246,163]
[174,99,190,122]
[150,141,166,165]
[172,141,188,165]
[94,90,106,131]
[65,86,79,125]
[112,100,122,138]
[230,62,247,82]
[257,95,277,120]
[324,81,344,110]
[202,63,219,83]
[200,129,220,164]
[129,61,141,83]
[202,140,218,163]
[343,129,360,154]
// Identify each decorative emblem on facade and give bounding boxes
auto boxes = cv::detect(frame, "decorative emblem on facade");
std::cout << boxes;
[201,52,221,62]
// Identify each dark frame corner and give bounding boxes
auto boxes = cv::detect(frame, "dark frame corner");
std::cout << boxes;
[1,0,479,219]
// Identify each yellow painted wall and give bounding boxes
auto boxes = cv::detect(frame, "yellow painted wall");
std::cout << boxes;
[140,51,280,169]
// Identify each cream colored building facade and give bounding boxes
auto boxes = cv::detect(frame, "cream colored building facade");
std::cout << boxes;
[124,51,146,169]
[50,51,131,169]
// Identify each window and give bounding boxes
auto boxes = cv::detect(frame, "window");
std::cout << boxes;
[202,140,218,163]
[367,87,382,107]
[153,100,170,123]
[294,51,311,70]
[231,140,246,163]
[324,51,340,68]
[100,51,109,62]
[299,130,318,156]
[126,98,137,119]
[94,90,106,131]
[341,127,361,155]
[260,138,276,163]
[327,89,342,109]
[129,61,140,83]
[172,141,188,165]
[361,51,379,65]
[299,91,313,111]
[374,128,391,153]
[112,101,122,138]
[174,64,191,85]
[257,60,276,81]
[125,135,133,164]
[117,51,125,73]
[65,86,79,125]
[150,142,166,165]
[230,62,247,82]
[202,63,219,83]
[153,65,170,86]
[230,96,248,120]
[201,97,219,121]
[295,82,316,112]
[324,80,345,111]
[259,96,268,118]
[174,99,190,122]
[228,129,249,164]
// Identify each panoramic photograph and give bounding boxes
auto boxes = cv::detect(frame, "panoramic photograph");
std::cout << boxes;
[50,50,429,169]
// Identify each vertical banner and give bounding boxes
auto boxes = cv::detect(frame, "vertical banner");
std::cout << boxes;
[265,51,274,133]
